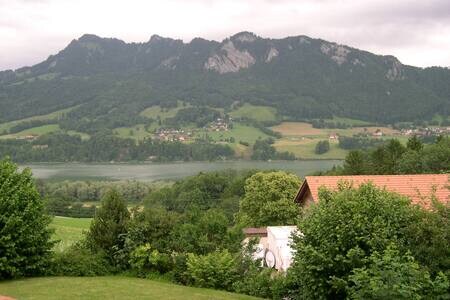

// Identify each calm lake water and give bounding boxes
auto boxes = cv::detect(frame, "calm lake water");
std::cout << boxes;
[21,160,342,182]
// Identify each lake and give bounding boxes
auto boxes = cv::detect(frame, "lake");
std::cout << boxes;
[22,160,342,182]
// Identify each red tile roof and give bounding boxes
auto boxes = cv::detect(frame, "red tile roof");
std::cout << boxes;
[295,174,450,209]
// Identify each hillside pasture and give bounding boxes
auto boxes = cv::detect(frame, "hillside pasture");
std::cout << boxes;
[230,104,278,123]
[50,216,91,251]
[0,124,61,139]
[140,102,192,121]
[0,124,89,140]
[325,116,373,126]
[0,277,260,300]
[114,124,153,140]
[0,106,77,134]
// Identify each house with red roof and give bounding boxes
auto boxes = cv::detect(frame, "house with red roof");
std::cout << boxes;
[294,174,449,210]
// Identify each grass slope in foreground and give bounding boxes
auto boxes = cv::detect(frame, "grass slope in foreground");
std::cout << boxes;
[0,277,260,300]
[50,216,91,252]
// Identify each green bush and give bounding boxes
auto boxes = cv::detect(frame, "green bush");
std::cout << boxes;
[237,171,301,227]
[49,244,112,276]
[315,140,330,154]
[129,243,172,277]
[86,189,130,261]
[232,267,271,297]
[288,183,422,299]
[186,250,238,290]
[0,158,54,279]
[347,245,449,299]
[170,253,190,285]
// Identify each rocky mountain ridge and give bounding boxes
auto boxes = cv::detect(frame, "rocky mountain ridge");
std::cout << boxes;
[0,31,449,125]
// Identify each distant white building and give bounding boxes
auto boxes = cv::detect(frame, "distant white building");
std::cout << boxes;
[243,226,298,272]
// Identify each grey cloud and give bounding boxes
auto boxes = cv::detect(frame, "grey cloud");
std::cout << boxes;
[0,0,449,69]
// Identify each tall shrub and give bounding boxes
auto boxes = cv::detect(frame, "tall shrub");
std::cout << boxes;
[0,158,54,279]
[86,189,130,261]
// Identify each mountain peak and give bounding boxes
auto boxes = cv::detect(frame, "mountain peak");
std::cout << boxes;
[78,34,102,42]
[230,31,259,42]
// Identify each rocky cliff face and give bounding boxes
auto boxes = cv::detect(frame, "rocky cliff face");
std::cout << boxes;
[3,31,412,81]
[204,40,256,73]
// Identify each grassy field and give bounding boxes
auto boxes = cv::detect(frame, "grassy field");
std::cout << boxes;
[114,124,153,140]
[0,124,90,140]
[201,123,269,144]
[139,102,192,121]
[0,277,259,300]
[230,104,277,122]
[0,106,77,133]
[271,122,324,136]
[271,122,399,138]
[274,137,348,159]
[271,121,401,159]
[50,216,91,251]
[0,124,61,139]
[325,116,373,126]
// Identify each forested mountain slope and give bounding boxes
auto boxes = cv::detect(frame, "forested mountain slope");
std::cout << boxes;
[1,31,449,128]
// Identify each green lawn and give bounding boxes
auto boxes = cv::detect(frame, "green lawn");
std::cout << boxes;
[50,216,92,251]
[230,104,277,122]
[0,277,259,300]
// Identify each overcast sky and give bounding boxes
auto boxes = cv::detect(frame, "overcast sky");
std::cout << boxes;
[1,0,449,70]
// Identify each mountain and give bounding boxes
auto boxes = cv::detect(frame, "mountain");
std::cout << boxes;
[0,31,449,129]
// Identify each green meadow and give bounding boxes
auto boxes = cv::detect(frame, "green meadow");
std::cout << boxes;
[50,216,92,252]
[0,277,260,300]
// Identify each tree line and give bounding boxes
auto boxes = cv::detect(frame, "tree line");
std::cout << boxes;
[324,136,450,175]
[0,132,234,162]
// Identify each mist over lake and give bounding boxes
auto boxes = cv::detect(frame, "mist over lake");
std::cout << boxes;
[22,160,342,182]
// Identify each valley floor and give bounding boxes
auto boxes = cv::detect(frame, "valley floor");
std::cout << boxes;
[0,276,260,300]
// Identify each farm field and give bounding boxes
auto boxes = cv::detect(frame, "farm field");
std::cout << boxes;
[271,121,401,159]
[50,216,91,251]
[271,122,400,137]
[200,123,269,144]
[271,122,325,136]
[274,137,348,159]
[0,277,260,300]
[230,104,278,122]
